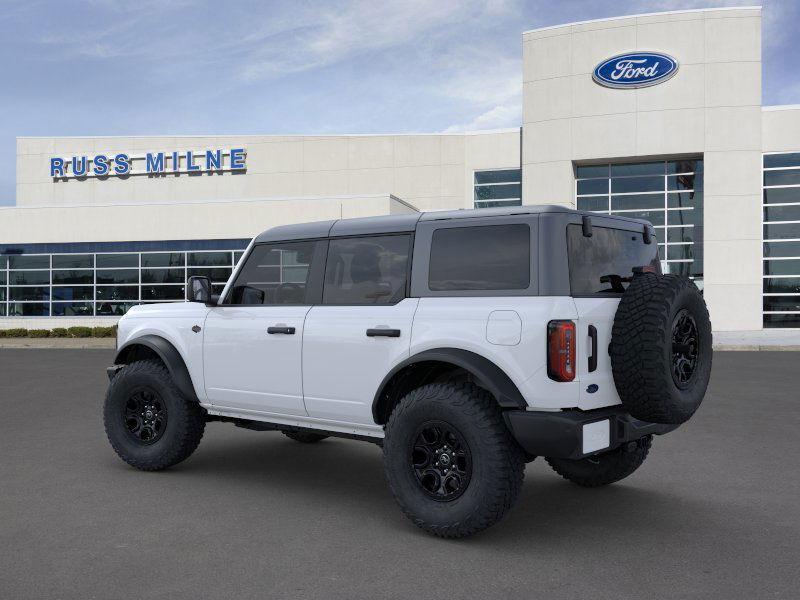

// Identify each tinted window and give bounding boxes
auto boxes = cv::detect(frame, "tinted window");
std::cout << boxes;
[323,235,410,305]
[567,225,660,295]
[229,241,318,305]
[429,224,530,291]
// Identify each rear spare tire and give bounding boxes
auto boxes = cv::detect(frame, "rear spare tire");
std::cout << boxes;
[610,273,712,425]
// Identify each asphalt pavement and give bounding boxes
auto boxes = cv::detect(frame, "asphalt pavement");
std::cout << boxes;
[1,349,798,599]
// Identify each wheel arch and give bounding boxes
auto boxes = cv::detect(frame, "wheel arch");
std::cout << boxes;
[372,348,527,425]
[114,334,199,402]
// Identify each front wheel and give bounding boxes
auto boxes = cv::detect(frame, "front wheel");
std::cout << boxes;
[103,359,206,471]
[383,382,525,538]
[545,435,652,487]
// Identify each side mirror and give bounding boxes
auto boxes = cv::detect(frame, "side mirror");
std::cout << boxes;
[187,276,213,304]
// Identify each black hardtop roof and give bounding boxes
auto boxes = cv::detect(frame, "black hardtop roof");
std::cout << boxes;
[253,205,650,243]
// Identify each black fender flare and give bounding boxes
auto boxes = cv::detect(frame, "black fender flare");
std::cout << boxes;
[371,348,527,422]
[114,334,199,402]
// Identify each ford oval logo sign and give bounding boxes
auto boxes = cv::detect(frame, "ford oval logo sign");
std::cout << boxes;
[593,52,679,89]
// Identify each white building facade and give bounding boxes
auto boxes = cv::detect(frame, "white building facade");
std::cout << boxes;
[2,6,799,332]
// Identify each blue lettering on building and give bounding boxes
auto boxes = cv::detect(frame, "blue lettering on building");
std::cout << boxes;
[50,158,65,177]
[146,152,165,173]
[93,155,109,176]
[49,148,247,179]
[230,148,246,170]
[113,153,130,175]
[593,52,678,89]
[206,150,221,170]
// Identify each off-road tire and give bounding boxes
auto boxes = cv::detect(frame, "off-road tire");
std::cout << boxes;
[546,435,652,487]
[282,430,329,443]
[383,382,525,539]
[611,273,712,425]
[104,359,206,471]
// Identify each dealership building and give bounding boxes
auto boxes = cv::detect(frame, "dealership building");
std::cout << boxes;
[2,5,799,332]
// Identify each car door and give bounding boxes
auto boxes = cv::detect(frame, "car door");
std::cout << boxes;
[302,234,417,425]
[203,239,326,416]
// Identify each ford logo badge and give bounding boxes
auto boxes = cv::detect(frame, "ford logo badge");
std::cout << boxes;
[593,52,679,89]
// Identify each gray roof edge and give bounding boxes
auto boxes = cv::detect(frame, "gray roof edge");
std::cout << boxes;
[253,205,652,242]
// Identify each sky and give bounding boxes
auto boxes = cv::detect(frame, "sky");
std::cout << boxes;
[1,0,798,206]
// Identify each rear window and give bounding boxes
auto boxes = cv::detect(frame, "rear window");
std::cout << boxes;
[567,224,660,295]
[429,224,530,291]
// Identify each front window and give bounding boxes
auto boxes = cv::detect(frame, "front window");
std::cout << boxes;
[228,241,318,305]
[575,159,703,286]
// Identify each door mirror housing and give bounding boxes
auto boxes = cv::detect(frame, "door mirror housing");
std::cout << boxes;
[187,276,214,304]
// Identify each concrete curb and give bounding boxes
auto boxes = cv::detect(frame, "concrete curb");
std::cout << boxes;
[0,338,116,349]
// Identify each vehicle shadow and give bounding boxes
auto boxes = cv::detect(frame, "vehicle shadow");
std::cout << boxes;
[155,426,740,548]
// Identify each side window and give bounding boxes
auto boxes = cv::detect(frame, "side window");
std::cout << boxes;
[323,235,410,305]
[227,241,319,305]
[428,224,530,291]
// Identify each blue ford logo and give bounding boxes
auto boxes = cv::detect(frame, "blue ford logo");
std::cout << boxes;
[593,52,678,89]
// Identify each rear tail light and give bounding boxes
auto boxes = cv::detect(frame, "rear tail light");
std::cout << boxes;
[547,320,576,382]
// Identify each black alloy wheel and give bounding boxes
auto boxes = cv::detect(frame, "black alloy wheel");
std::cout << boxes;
[123,387,167,445]
[411,421,472,501]
[671,309,699,388]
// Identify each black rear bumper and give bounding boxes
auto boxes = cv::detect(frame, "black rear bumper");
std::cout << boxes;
[503,406,679,460]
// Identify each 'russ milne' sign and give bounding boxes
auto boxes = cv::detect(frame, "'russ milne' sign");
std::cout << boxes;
[592,52,678,89]
[50,148,247,179]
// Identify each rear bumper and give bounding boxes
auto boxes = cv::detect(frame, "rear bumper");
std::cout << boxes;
[503,406,679,460]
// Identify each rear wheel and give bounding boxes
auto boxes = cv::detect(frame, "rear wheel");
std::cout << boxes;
[103,359,206,471]
[546,436,652,487]
[383,382,525,538]
[282,430,329,443]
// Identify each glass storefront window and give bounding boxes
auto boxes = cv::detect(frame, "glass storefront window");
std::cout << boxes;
[0,245,246,318]
[576,159,703,281]
[763,153,800,328]
[9,255,49,269]
[9,271,50,285]
[52,270,93,284]
[188,252,232,267]
[52,254,94,269]
[474,169,522,209]
[96,254,138,268]
[96,269,138,284]
[141,268,184,284]
[52,286,94,301]
[141,253,185,268]
[52,302,94,317]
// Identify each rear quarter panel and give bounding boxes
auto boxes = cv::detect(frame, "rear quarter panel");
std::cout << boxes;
[410,297,581,410]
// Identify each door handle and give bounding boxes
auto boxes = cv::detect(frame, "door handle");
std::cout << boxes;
[267,326,296,335]
[588,325,598,372]
[366,328,401,338]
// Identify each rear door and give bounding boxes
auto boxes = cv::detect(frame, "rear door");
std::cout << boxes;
[302,234,416,425]
[567,222,660,409]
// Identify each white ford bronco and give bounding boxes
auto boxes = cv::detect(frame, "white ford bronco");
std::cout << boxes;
[104,206,712,538]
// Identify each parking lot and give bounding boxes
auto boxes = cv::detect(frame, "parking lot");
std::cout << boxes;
[1,349,798,599]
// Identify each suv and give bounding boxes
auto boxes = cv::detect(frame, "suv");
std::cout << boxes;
[104,206,712,538]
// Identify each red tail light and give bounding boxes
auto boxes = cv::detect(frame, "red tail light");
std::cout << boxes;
[547,320,576,382]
